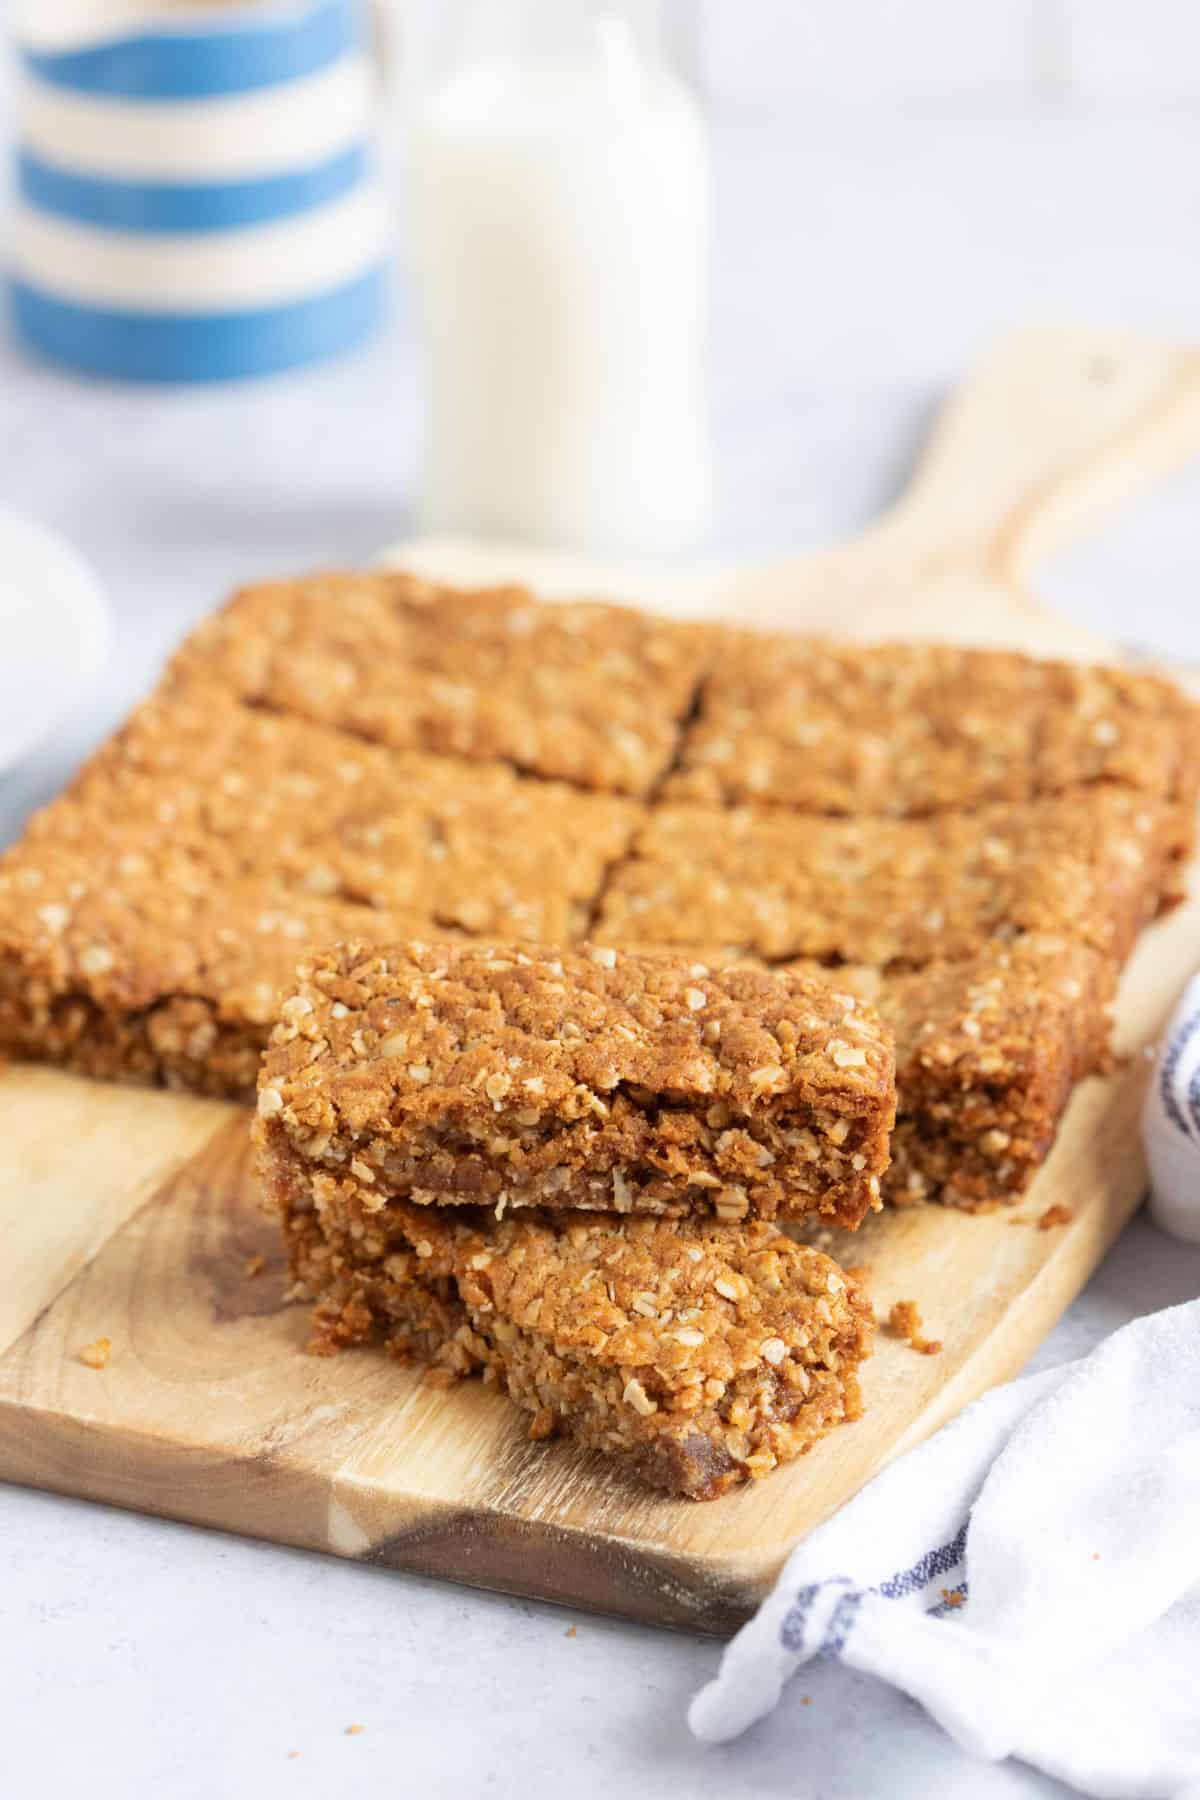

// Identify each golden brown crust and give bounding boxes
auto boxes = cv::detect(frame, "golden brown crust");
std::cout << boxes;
[256,940,896,1228]
[268,1189,874,1501]
[813,936,1116,1209]
[0,567,1193,1225]
[167,568,715,797]
[628,936,1115,1212]
[598,789,1189,968]
[669,637,1200,817]
[0,837,432,1098]
[33,682,641,942]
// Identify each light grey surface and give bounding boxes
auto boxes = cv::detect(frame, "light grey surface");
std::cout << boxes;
[3,108,1200,1800]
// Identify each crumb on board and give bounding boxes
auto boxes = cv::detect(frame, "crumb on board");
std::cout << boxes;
[78,1336,111,1370]
[1092,1552,1101,1561]
[528,1406,557,1442]
[287,1751,300,1761]
[345,1724,364,1737]
[243,1254,267,1278]
[565,1626,577,1639]
[940,1588,965,1609]
[801,1695,813,1706]
[887,1300,943,1357]
[1039,1204,1075,1230]
[422,1365,458,1389]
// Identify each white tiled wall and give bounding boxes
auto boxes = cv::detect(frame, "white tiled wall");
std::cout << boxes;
[699,1,1043,105]
[694,0,1200,106]
[1059,0,1200,99]
[378,3,1200,108]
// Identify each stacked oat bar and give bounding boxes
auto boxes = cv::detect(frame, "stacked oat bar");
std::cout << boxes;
[0,570,1195,1494]
[255,941,892,1499]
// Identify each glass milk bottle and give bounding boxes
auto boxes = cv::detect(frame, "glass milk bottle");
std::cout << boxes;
[403,0,713,555]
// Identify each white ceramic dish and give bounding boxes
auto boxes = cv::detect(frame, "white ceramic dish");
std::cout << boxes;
[0,509,110,775]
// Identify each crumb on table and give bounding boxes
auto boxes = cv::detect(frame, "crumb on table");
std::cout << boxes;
[78,1336,111,1370]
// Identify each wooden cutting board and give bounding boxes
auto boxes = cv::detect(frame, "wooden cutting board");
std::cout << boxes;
[3,326,1200,1634]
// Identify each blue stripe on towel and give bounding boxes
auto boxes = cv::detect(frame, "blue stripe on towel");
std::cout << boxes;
[22,0,359,100]
[11,265,386,383]
[17,145,369,235]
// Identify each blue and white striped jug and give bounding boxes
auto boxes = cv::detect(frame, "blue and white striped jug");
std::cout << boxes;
[11,1,389,381]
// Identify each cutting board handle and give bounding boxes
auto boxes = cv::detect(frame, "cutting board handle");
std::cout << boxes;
[889,326,1200,583]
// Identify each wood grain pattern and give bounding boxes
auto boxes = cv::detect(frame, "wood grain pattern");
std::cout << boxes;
[1,325,1199,1630]
[0,1066,228,1357]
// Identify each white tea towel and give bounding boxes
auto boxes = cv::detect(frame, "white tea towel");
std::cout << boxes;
[690,1299,1200,1799]
[1145,972,1200,1245]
